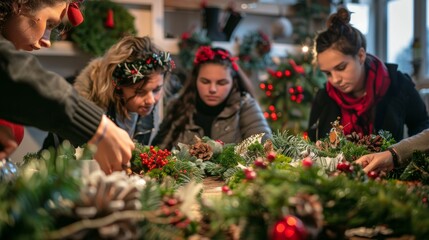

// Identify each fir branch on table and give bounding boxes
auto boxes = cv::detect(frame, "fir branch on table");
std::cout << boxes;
[400,152,429,184]
[271,130,316,159]
[0,144,82,240]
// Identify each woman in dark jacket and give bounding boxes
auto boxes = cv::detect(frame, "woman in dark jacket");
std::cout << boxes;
[308,7,429,142]
[152,46,272,149]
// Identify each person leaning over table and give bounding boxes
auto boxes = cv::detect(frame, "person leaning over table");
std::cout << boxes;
[355,128,429,174]
[307,7,429,142]
[0,0,134,174]
[42,35,174,149]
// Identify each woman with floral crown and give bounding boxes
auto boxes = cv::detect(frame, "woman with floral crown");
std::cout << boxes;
[42,35,174,148]
[0,0,134,174]
[152,45,271,150]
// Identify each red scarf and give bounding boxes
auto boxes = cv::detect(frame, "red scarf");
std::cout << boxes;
[326,55,391,135]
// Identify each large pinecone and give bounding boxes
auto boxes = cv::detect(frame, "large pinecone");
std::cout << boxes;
[189,137,213,161]
[288,193,324,239]
[358,135,383,152]
[67,171,144,239]
[345,132,362,143]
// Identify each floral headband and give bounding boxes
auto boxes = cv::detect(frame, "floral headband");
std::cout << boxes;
[112,52,175,87]
[193,46,239,71]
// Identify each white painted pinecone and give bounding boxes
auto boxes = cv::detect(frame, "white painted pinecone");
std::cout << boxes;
[71,171,145,239]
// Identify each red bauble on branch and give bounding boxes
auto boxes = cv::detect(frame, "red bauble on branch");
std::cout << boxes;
[271,215,307,240]
[105,9,114,28]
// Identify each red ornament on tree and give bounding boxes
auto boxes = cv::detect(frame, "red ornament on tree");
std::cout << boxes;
[271,215,307,240]
[105,9,114,28]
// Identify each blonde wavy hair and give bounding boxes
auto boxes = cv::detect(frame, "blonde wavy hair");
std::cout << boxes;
[74,35,170,120]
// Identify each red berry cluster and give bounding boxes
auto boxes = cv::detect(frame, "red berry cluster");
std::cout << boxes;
[139,146,171,172]
[254,152,276,169]
[263,105,279,121]
[289,85,304,103]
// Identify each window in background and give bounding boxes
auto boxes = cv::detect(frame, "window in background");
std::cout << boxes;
[347,2,372,54]
[387,0,414,75]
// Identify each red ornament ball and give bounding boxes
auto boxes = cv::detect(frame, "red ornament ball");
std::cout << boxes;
[271,215,307,240]
[302,157,313,168]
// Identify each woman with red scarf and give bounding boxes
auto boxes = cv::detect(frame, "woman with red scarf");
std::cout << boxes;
[307,7,429,142]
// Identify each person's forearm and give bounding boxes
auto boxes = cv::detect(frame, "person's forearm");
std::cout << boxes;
[392,129,429,166]
[0,38,104,145]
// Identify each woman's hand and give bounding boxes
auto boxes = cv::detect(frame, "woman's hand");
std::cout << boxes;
[354,151,394,174]
[89,115,135,174]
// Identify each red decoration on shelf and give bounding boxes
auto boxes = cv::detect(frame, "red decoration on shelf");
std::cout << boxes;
[271,215,307,240]
[105,9,114,28]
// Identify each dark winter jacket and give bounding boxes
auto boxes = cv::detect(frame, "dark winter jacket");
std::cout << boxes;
[0,36,103,146]
[153,91,272,149]
[307,63,429,142]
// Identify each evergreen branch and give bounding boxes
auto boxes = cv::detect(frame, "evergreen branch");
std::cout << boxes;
[46,208,185,239]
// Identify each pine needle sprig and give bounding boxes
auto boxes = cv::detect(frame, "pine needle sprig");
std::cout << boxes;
[271,130,316,159]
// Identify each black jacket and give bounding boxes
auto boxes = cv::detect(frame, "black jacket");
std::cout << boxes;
[307,63,429,142]
[0,36,103,146]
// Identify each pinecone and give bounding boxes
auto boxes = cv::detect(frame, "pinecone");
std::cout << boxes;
[263,139,274,154]
[358,135,383,152]
[288,193,324,239]
[67,171,144,239]
[345,132,362,143]
[189,137,213,161]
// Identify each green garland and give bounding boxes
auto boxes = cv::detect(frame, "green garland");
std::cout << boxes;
[70,0,136,56]
[2,128,429,239]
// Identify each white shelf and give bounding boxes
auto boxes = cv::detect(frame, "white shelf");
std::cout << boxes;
[31,39,300,58]
[32,41,87,57]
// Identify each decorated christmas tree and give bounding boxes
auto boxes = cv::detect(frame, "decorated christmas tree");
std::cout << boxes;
[258,50,326,133]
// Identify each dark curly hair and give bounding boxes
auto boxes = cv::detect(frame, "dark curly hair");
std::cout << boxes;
[313,7,366,59]
[0,0,74,26]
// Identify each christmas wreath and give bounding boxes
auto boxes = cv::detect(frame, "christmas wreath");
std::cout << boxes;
[238,30,272,72]
[177,31,212,71]
[69,0,136,56]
